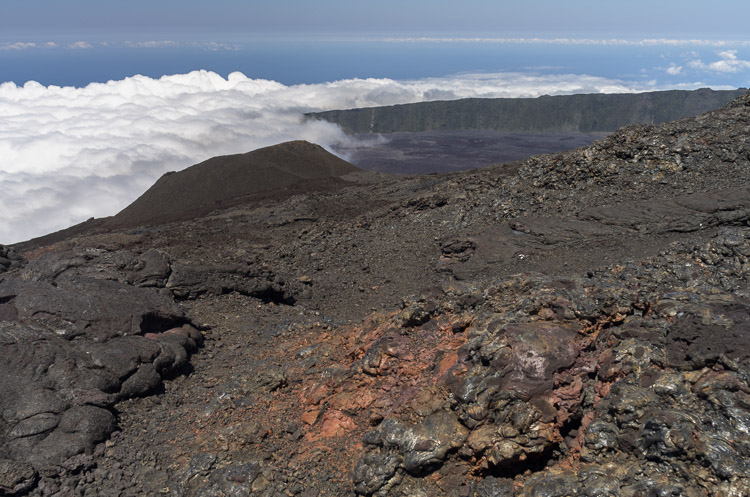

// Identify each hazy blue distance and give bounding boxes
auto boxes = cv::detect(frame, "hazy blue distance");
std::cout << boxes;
[3,0,750,40]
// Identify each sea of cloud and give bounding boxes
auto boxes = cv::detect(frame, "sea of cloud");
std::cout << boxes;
[0,70,689,244]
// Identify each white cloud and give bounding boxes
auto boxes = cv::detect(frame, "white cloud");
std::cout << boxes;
[688,49,750,73]
[666,64,683,75]
[0,39,240,52]
[123,40,180,48]
[383,37,750,48]
[68,41,93,49]
[119,40,239,50]
[0,70,700,244]
[0,42,39,50]
[193,41,240,51]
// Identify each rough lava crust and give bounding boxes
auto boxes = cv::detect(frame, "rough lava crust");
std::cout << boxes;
[2,95,750,496]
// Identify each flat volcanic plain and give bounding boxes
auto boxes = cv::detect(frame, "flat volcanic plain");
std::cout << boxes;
[335,130,609,174]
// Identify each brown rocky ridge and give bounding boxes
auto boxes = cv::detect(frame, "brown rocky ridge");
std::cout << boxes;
[1,93,750,496]
[107,140,360,229]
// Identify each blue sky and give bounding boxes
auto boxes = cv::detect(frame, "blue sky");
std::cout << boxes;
[2,0,749,89]
[2,0,749,40]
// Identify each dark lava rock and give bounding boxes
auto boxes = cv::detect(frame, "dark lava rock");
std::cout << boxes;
[0,322,116,469]
[352,453,403,496]
[0,245,25,274]
[0,317,201,472]
[0,458,37,495]
[0,247,202,478]
[166,261,298,304]
[4,93,750,496]
[475,476,514,497]
[666,303,750,368]
[362,410,468,475]
[0,277,184,340]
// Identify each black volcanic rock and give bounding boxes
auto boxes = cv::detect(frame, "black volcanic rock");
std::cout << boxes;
[0,317,200,473]
[0,245,25,274]
[3,93,750,496]
[106,140,360,229]
[0,277,183,341]
[0,248,202,482]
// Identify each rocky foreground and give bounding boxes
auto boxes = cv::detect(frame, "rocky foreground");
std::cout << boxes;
[2,95,750,496]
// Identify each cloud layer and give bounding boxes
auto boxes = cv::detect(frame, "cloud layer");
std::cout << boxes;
[384,37,750,47]
[0,40,239,51]
[0,70,690,244]
[5,38,750,52]
[688,50,750,73]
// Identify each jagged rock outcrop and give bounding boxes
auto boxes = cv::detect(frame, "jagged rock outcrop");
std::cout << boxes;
[348,227,750,496]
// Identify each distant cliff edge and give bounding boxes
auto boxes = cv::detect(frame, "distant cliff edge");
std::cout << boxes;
[307,87,747,134]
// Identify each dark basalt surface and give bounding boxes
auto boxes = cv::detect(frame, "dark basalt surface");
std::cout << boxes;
[2,94,750,496]
[0,247,203,494]
[334,130,608,174]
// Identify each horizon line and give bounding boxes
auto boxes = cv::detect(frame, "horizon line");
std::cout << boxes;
[3,37,750,52]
